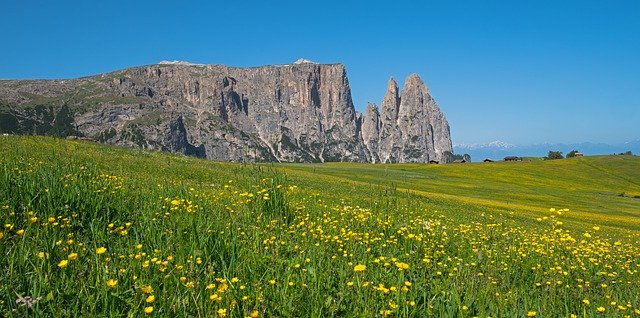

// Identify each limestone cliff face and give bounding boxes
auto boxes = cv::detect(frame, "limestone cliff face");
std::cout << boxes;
[0,61,452,163]
[361,74,453,163]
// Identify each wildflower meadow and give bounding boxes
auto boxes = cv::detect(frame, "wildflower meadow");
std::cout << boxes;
[1,136,639,317]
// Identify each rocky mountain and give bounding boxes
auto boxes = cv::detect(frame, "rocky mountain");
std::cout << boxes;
[0,61,453,163]
[361,76,452,163]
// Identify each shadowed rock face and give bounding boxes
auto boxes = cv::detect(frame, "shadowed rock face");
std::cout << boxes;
[0,62,452,163]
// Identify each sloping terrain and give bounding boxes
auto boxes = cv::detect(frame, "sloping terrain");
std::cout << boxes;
[1,136,639,317]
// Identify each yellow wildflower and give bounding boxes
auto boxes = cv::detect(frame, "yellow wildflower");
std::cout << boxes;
[354,264,366,272]
[57,259,69,268]
[146,295,155,303]
[527,311,537,317]
[141,285,154,294]
[96,247,107,255]
[68,253,78,260]
[144,306,153,314]
[394,262,409,270]
[217,308,227,317]
[106,278,118,288]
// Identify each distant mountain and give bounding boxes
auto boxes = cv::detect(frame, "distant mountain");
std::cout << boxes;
[0,60,452,163]
[454,140,640,161]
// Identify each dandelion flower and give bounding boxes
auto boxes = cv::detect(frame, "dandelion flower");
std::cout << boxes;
[146,295,155,303]
[144,306,153,314]
[249,310,260,318]
[354,264,366,272]
[68,253,78,260]
[16,229,25,235]
[96,247,107,255]
[596,307,605,313]
[394,262,409,271]
[141,285,154,293]
[106,279,118,288]
[527,311,537,317]
[217,308,227,317]
[57,259,69,268]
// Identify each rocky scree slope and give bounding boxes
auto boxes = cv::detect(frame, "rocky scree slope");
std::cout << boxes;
[0,62,452,163]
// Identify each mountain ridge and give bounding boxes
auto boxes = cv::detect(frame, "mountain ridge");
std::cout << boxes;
[0,61,453,163]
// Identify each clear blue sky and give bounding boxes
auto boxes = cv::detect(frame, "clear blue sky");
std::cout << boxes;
[2,0,639,145]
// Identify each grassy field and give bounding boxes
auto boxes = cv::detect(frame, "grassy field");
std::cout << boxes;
[1,136,639,317]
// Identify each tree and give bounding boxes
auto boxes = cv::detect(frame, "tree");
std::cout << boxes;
[51,104,78,137]
[546,151,563,160]
[444,152,472,163]
[566,150,579,158]
[442,151,455,164]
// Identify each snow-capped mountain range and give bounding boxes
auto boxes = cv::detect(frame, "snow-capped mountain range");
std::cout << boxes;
[454,140,640,161]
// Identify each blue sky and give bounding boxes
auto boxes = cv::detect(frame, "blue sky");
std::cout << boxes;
[2,0,639,145]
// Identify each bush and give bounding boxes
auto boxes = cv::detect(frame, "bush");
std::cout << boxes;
[546,151,563,160]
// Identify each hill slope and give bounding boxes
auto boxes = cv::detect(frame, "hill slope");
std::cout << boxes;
[275,156,640,232]
[1,136,639,317]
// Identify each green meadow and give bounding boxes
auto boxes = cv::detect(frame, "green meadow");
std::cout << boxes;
[1,136,639,317]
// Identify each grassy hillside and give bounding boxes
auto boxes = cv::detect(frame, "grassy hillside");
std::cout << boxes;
[275,156,640,233]
[1,136,639,317]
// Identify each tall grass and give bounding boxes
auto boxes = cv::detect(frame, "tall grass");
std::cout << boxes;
[1,136,639,317]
